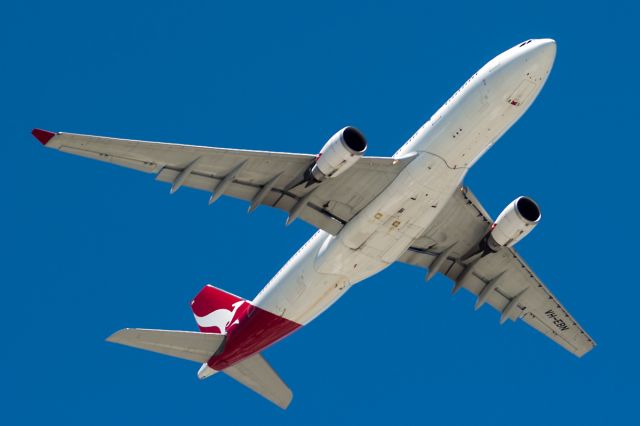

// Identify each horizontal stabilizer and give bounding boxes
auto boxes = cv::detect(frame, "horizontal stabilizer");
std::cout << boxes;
[224,354,293,409]
[106,328,225,363]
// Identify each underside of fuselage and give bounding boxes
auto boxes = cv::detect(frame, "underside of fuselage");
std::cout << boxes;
[250,38,557,330]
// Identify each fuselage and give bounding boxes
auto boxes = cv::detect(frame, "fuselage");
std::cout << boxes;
[203,39,557,374]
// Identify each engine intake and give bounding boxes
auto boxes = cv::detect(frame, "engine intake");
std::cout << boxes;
[310,126,367,182]
[486,196,541,251]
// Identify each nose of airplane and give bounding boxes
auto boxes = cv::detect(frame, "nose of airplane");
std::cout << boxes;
[532,38,556,58]
[526,38,557,68]
[501,38,556,79]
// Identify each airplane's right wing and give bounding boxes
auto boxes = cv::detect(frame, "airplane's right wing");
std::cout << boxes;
[35,129,413,235]
[398,186,596,357]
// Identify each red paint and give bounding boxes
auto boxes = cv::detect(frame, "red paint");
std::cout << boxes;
[191,285,249,333]
[32,128,56,145]
[208,305,301,370]
[190,285,301,369]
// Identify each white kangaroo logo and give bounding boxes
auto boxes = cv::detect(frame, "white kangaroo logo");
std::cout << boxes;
[194,301,244,335]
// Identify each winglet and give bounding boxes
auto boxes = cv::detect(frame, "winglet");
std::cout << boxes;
[32,128,56,145]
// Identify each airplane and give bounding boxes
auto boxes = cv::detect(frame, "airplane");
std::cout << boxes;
[33,38,595,409]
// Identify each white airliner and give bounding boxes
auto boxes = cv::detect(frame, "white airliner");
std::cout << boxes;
[34,38,594,409]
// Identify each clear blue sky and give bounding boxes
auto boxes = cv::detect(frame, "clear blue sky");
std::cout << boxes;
[4,1,638,424]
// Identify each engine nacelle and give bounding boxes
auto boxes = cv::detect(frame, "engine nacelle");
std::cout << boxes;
[486,196,541,251]
[310,127,367,182]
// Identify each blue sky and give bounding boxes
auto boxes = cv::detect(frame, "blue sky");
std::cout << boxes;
[4,1,639,424]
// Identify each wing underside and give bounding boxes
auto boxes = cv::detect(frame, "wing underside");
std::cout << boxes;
[399,187,596,357]
[38,130,411,234]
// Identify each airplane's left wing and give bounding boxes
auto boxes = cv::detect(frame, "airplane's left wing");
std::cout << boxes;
[34,129,411,235]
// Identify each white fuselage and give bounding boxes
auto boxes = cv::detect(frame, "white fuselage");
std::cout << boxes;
[252,39,556,326]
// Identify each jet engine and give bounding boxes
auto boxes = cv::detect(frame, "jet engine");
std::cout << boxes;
[309,127,367,182]
[485,196,541,251]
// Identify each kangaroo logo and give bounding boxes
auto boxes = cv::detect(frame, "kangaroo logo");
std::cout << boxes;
[194,301,244,334]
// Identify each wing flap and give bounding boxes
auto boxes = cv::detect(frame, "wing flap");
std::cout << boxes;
[224,353,293,409]
[106,328,225,363]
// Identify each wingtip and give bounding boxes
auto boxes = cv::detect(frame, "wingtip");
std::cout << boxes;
[276,390,293,409]
[32,128,56,145]
[105,328,131,343]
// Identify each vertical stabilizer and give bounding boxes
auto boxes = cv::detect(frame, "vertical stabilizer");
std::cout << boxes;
[191,285,249,334]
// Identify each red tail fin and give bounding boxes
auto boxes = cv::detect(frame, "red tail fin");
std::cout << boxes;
[191,285,249,334]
